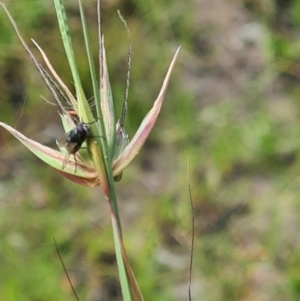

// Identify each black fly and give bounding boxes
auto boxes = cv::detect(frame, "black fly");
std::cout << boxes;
[58,122,90,172]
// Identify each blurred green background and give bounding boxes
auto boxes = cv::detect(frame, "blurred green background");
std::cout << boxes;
[1,0,300,300]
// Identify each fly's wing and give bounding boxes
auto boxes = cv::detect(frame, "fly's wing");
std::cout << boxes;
[61,141,79,170]
[57,131,76,170]
[57,132,69,150]
[58,134,71,170]
[62,152,71,170]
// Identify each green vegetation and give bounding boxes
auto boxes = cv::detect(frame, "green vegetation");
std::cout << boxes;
[1,0,300,300]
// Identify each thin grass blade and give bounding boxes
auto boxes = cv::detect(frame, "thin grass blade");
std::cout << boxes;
[52,0,93,123]
[110,207,144,301]
[111,218,132,300]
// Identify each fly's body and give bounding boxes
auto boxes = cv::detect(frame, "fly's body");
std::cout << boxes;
[65,122,89,154]
[59,122,90,171]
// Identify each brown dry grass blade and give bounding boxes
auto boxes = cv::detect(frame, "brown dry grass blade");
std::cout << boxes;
[0,122,99,186]
[112,46,181,175]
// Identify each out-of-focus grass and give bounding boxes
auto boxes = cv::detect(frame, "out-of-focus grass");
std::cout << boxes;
[2,0,300,300]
